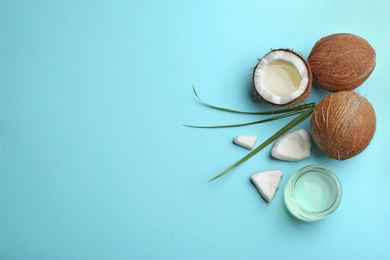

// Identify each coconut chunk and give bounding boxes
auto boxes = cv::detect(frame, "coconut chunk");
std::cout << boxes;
[251,169,283,203]
[271,128,311,161]
[233,135,257,150]
[252,49,312,106]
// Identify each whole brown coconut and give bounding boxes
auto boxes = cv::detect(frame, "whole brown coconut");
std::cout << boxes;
[308,33,376,92]
[310,91,376,160]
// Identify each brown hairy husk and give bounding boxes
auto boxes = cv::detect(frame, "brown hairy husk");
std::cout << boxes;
[308,33,376,92]
[310,91,376,160]
[252,49,312,107]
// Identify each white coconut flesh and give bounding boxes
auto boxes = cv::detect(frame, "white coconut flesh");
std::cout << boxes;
[251,169,283,203]
[233,135,257,150]
[271,128,312,162]
[253,50,310,105]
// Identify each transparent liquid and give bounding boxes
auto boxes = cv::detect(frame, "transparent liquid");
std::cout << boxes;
[294,172,334,212]
[263,60,302,97]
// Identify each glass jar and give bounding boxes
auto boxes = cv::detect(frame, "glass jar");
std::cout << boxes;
[284,165,342,221]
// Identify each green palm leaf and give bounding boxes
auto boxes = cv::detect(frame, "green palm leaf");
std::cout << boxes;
[192,85,315,115]
[183,109,307,128]
[208,107,314,182]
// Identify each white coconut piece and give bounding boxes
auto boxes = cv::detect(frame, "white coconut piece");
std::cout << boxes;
[251,169,283,203]
[253,49,311,106]
[271,128,311,161]
[233,135,257,150]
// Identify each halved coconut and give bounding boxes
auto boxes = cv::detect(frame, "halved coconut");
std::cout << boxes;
[252,49,312,106]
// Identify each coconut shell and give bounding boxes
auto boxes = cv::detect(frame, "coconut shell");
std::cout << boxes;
[308,33,376,92]
[310,91,376,160]
[252,49,312,107]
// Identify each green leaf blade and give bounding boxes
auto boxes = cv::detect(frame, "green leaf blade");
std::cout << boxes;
[183,109,306,129]
[192,85,315,116]
[207,107,314,182]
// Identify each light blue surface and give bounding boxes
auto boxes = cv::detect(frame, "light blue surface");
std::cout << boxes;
[1,0,389,259]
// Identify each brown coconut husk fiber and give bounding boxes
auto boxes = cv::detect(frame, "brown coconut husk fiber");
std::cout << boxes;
[308,33,376,92]
[310,91,376,160]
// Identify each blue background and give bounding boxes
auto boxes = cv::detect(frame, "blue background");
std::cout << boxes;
[1,0,389,259]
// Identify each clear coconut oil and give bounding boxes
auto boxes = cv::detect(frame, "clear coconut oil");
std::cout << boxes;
[294,171,334,212]
[263,60,302,97]
[284,165,342,221]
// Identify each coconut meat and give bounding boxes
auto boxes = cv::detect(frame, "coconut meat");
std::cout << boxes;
[271,128,312,161]
[233,135,257,150]
[254,50,309,105]
[251,169,283,203]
